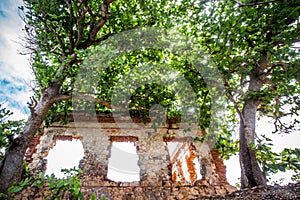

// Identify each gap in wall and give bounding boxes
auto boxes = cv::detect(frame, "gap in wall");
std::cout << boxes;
[107,141,140,182]
[166,141,202,182]
[45,139,84,178]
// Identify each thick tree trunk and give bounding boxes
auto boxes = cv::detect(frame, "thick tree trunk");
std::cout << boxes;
[0,86,58,194]
[239,68,267,188]
[0,119,42,193]
[239,101,267,188]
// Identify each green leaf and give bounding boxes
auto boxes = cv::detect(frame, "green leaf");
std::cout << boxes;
[90,194,97,200]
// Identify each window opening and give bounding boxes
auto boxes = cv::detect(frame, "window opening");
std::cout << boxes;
[107,141,140,182]
[45,138,84,178]
[167,141,202,182]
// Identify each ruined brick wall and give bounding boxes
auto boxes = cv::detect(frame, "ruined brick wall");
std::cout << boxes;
[23,113,236,199]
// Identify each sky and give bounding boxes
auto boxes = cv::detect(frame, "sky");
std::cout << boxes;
[0,0,33,120]
[0,0,299,187]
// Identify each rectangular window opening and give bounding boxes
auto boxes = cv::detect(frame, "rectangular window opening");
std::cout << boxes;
[45,136,84,178]
[107,137,140,182]
[166,141,202,183]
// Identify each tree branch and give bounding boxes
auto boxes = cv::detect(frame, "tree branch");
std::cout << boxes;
[51,94,154,111]
[51,0,116,94]
[79,0,115,49]
[263,62,289,76]
[50,95,112,108]
[227,90,245,125]
[33,15,67,57]
[232,0,276,7]
[74,4,89,48]
[65,0,75,53]
[27,96,38,117]
[94,32,115,45]
[225,80,245,125]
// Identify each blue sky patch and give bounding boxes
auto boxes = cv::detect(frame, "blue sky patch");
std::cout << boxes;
[0,77,29,115]
[0,10,5,18]
[0,0,10,18]
[0,79,10,86]
[0,78,26,93]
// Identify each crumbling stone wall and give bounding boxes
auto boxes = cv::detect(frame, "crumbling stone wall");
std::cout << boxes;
[23,113,236,199]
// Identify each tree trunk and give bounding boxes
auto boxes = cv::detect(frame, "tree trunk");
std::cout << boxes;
[0,120,42,194]
[0,86,58,194]
[239,69,267,188]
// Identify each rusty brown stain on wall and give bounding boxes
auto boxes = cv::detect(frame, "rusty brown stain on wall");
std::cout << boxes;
[25,125,45,164]
[211,148,228,183]
[185,146,198,182]
[176,160,185,182]
[109,136,138,142]
[53,135,81,141]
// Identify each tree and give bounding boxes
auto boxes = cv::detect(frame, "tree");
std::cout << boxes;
[1,0,299,194]
[0,105,24,161]
[188,0,300,188]
[0,0,202,194]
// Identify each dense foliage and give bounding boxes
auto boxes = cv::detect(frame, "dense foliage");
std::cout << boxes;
[0,0,299,195]
[7,168,99,200]
[187,0,300,187]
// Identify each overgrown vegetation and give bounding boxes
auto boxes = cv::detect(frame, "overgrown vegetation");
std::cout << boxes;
[0,0,299,195]
[7,168,99,200]
[254,135,300,183]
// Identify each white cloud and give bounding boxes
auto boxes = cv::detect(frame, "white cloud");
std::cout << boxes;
[0,0,32,81]
[0,0,33,119]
